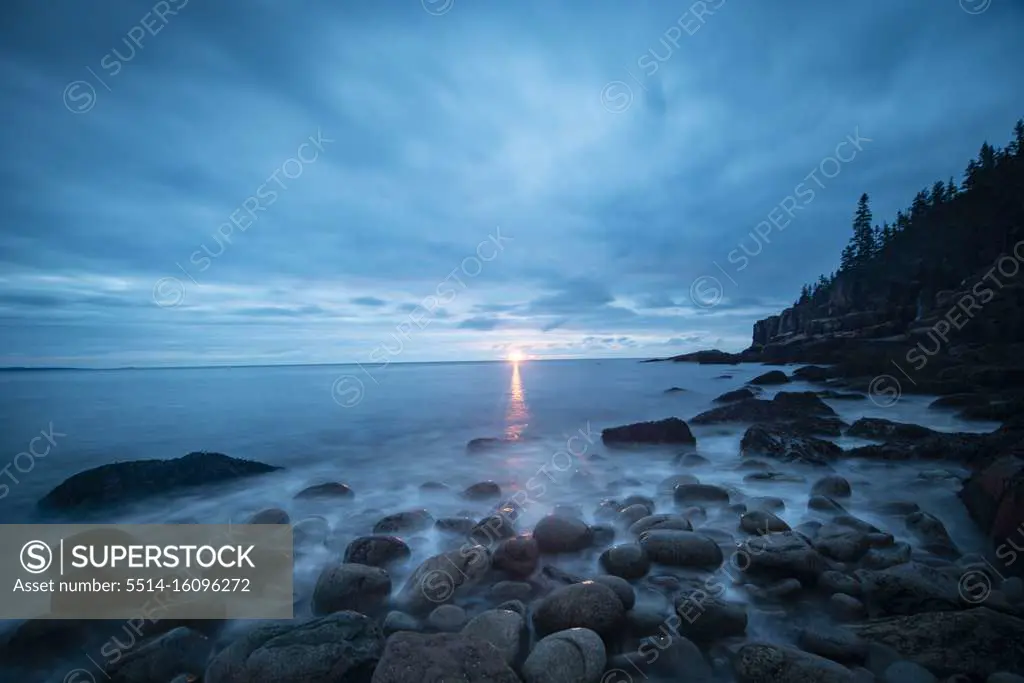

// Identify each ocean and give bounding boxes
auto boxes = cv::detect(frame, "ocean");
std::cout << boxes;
[0,358,1002,672]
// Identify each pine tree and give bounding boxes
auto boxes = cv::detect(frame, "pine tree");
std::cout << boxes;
[852,193,875,265]
[930,180,947,206]
[1008,119,1024,157]
[840,242,857,272]
[945,177,959,202]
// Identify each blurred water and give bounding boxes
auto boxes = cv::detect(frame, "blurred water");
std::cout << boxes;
[0,359,1002,675]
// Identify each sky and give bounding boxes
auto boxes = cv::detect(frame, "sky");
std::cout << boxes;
[1,0,1023,368]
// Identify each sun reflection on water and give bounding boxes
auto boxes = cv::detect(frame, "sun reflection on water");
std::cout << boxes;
[504,361,529,439]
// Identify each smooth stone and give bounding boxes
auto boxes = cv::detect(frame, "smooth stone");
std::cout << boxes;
[294,482,354,500]
[344,536,412,568]
[629,514,693,536]
[461,609,525,665]
[427,604,467,632]
[734,643,855,683]
[592,574,636,610]
[638,530,723,569]
[532,581,626,637]
[312,563,391,616]
[812,475,852,498]
[599,543,651,580]
[533,515,593,554]
[492,536,540,578]
[371,632,518,683]
[882,661,937,683]
[522,628,606,683]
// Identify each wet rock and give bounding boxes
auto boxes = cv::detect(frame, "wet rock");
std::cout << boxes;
[674,483,730,506]
[533,514,593,553]
[861,543,913,570]
[373,509,434,534]
[638,530,723,569]
[657,474,700,494]
[371,632,518,683]
[854,562,966,617]
[599,543,651,580]
[665,386,686,393]
[642,633,714,680]
[419,481,449,492]
[105,627,211,683]
[883,661,937,683]
[960,456,1024,558]
[848,607,1024,679]
[793,365,832,382]
[398,545,491,614]
[532,581,626,637]
[878,500,921,516]
[205,611,383,683]
[734,642,855,683]
[629,514,693,536]
[750,370,790,385]
[492,536,539,578]
[743,531,832,583]
[594,499,623,521]
[427,604,467,632]
[466,437,523,453]
[344,536,412,568]
[847,417,937,441]
[814,524,872,563]
[248,508,290,524]
[715,388,757,403]
[591,524,616,547]
[383,611,421,636]
[741,425,842,466]
[496,599,526,615]
[38,451,282,512]
[797,625,868,664]
[813,475,852,498]
[673,593,748,641]
[602,418,697,446]
[618,504,652,527]
[312,563,391,616]
[757,578,803,600]
[461,608,524,665]
[522,628,606,683]
[830,593,867,621]
[462,481,501,501]
[294,482,354,500]
[489,581,533,602]
[741,509,791,534]
[809,495,848,515]
[679,452,711,466]
[905,512,960,558]
[593,574,635,610]
[692,394,842,432]
[470,514,517,546]
[745,471,807,484]
[819,570,862,596]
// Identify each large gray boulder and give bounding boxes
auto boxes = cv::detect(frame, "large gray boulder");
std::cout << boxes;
[848,607,1024,679]
[532,581,626,637]
[370,632,519,683]
[601,417,697,446]
[734,643,855,683]
[461,609,524,665]
[638,530,723,569]
[854,562,966,617]
[397,546,491,614]
[522,628,606,683]
[343,536,412,568]
[205,611,384,683]
[533,515,593,553]
[312,563,392,616]
[38,451,281,511]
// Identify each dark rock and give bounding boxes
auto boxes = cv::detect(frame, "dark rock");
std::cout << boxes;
[533,515,593,553]
[312,563,392,616]
[638,530,723,568]
[861,543,913,570]
[692,393,841,432]
[741,425,842,466]
[734,642,855,683]
[602,418,697,446]
[469,515,517,547]
[461,609,524,665]
[678,452,711,466]
[750,370,790,385]
[294,482,354,500]
[248,508,289,524]
[373,510,434,534]
[434,517,477,536]
[819,570,863,596]
[854,562,966,617]
[673,592,748,641]
[492,536,539,578]
[466,437,522,453]
[657,474,700,494]
[617,503,651,527]
[522,628,606,683]
[960,455,1024,569]
[847,418,938,442]
[797,625,868,665]
[929,394,990,409]
[204,611,383,683]
[427,604,467,632]
[590,524,616,547]
[714,388,757,403]
[398,546,491,614]
[665,386,686,393]
[792,365,832,382]
[532,581,626,637]
[629,514,693,536]
[462,481,501,501]
[344,536,412,568]
[747,495,786,512]
[848,607,1024,679]
[106,627,211,683]
[38,451,282,511]
[830,593,867,621]
[371,632,519,683]
[905,512,960,558]
[489,580,533,602]
[809,495,847,515]
[383,611,421,636]
[599,543,651,579]
[743,531,832,583]
[593,574,635,610]
[419,481,449,492]
[673,484,730,506]
[812,475,852,498]
[741,509,790,534]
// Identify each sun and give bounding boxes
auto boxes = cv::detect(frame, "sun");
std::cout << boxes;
[506,349,525,363]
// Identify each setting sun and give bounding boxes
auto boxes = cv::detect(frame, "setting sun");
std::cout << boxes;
[506,349,525,363]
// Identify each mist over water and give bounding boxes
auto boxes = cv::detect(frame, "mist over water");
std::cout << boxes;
[0,359,999,671]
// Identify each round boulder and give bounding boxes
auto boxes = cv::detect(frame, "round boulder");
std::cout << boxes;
[812,475,852,499]
[312,563,391,616]
[294,482,354,500]
[492,536,540,578]
[599,543,651,580]
[522,628,606,683]
[638,530,723,569]
[533,515,593,554]
[343,535,412,568]
[532,581,626,637]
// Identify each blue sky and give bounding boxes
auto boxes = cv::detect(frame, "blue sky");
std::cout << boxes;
[1,0,1023,367]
